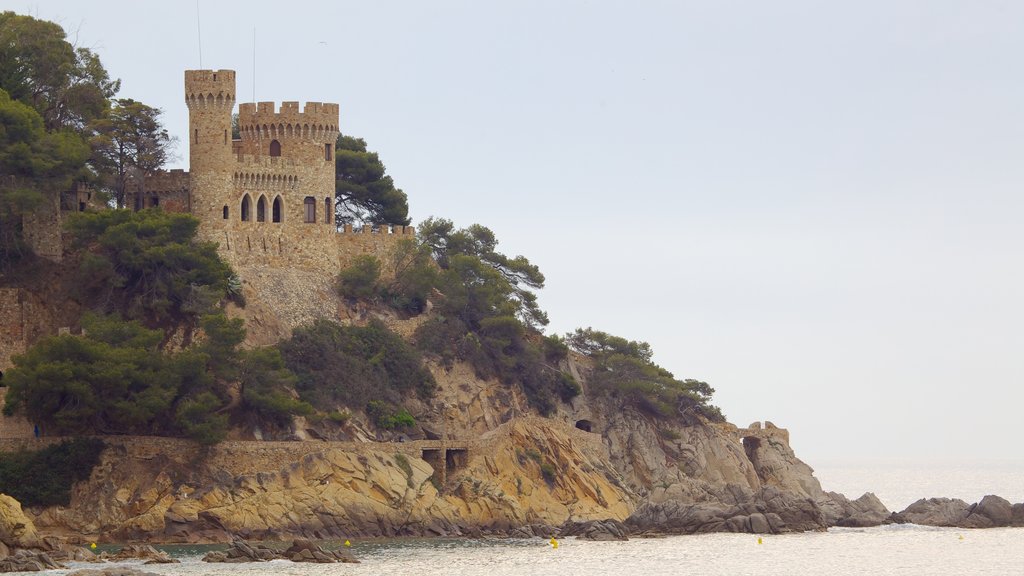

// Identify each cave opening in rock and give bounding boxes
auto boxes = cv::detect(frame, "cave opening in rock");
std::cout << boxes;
[575,419,593,433]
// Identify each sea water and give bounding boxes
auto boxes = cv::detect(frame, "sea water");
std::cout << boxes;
[24,463,1024,576]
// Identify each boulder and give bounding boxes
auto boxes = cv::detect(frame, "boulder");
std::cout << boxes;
[0,549,64,572]
[967,495,1013,527]
[559,519,629,541]
[0,494,42,549]
[892,498,971,526]
[825,492,890,528]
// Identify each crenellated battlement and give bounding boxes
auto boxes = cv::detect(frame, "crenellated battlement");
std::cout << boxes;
[145,168,190,191]
[237,101,339,143]
[233,171,299,190]
[184,70,236,109]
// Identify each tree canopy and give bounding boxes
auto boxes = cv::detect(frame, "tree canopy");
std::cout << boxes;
[0,11,119,132]
[566,327,723,422]
[418,217,548,328]
[334,133,410,227]
[66,209,234,334]
[3,312,311,444]
[89,98,175,208]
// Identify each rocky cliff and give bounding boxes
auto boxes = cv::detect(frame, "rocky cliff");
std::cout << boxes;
[9,348,891,542]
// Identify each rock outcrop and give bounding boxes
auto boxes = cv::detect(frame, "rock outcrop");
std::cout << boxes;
[202,539,357,563]
[0,494,42,550]
[891,495,1024,528]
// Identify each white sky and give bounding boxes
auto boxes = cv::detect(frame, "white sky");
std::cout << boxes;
[14,0,1024,464]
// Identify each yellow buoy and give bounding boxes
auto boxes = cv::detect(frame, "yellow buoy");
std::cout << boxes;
[550,537,559,549]
[90,543,97,549]
[344,540,351,547]
[958,534,964,541]
[757,537,763,545]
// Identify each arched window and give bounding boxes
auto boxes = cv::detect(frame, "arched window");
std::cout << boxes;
[241,194,252,221]
[304,196,316,223]
[325,197,332,224]
[257,195,267,222]
[223,205,229,219]
[269,139,281,157]
[272,196,282,223]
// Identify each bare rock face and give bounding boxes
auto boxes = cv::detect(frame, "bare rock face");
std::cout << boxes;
[0,494,42,550]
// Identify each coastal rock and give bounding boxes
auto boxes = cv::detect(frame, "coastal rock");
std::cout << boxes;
[0,494,42,549]
[202,539,357,563]
[964,495,1013,528]
[0,549,64,572]
[67,569,160,576]
[892,498,971,526]
[559,519,629,541]
[97,544,178,564]
[823,492,890,528]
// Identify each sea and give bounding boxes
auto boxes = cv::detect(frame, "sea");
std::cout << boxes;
[21,462,1024,576]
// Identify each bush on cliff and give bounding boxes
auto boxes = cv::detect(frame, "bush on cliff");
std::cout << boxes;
[2,312,311,442]
[66,209,234,337]
[409,219,577,415]
[337,239,438,315]
[280,319,436,417]
[567,328,724,422]
[0,438,105,507]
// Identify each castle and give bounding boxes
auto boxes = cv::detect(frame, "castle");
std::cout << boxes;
[133,69,414,272]
[2,69,416,378]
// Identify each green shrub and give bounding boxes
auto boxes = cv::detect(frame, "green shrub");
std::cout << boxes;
[366,400,415,430]
[281,319,436,410]
[539,461,557,485]
[327,410,351,424]
[0,438,106,507]
[567,328,724,423]
[338,255,381,300]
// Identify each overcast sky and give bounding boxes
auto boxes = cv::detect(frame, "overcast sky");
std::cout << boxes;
[16,0,1024,465]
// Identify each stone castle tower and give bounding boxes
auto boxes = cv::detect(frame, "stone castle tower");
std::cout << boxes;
[132,69,414,273]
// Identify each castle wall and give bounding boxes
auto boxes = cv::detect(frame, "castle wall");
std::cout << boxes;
[0,289,28,373]
[135,169,191,213]
[337,225,417,270]
[20,191,64,263]
[0,387,35,439]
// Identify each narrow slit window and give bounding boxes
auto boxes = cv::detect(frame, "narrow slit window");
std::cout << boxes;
[325,197,332,224]
[223,205,229,219]
[304,197,316,223]
[325,143,332,161]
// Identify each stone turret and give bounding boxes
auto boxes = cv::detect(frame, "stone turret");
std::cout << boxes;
[185,69,236,239]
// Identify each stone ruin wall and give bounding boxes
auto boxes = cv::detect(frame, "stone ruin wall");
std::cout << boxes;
[0,289,30,373]
[20,190,64,263]
[135,169,191,212]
